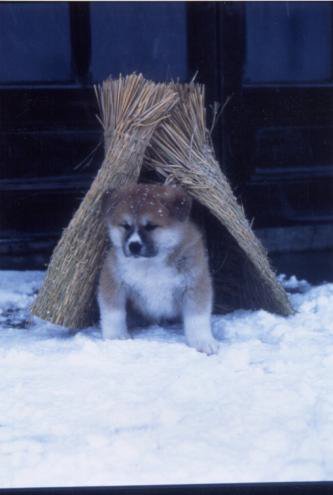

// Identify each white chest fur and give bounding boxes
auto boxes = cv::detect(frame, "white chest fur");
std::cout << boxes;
[116,256,184,319]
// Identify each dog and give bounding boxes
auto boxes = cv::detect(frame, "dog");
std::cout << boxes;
[97,183,219,355]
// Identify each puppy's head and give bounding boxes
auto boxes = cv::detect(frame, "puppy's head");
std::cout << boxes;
[102,183,192,258]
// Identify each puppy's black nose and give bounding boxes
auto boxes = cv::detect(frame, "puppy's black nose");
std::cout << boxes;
[129,241,142,256]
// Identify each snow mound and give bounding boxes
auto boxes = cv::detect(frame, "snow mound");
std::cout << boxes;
[0,270,333,487]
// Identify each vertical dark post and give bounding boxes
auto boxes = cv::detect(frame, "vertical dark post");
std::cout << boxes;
[187,1,222,160]
[219,2,249,187]
[69,2,92,84]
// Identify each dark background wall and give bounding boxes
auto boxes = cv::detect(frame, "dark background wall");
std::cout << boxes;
[0,1,332,283]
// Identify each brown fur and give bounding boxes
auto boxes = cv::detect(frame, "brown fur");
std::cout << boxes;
[102,183,192,226]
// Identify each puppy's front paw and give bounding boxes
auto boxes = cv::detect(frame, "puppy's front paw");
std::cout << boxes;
[187,336,220,356]
[102,328,130,341]
[100,309,129,341]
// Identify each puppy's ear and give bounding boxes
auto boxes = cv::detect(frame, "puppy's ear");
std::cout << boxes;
[162,188,192,222]
[100,189,121,216]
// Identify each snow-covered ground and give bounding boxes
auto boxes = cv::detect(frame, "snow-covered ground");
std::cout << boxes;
[1,270,333,488]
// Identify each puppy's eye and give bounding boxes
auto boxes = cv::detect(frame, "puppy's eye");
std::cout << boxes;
[120,223,131,230]
[144,223,158,231]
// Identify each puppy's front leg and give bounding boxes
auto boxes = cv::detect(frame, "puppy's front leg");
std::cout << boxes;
[183,275,219,356]
[99,300,129,340]
[97,262,129,340]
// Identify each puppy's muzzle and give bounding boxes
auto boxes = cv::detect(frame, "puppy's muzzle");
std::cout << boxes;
[128,241,142,257]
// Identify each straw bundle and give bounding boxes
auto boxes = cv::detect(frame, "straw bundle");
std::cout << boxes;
[32,74,178,328]
[146,82,293,316]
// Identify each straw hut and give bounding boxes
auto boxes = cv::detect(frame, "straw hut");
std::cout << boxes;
[32,75,292,329]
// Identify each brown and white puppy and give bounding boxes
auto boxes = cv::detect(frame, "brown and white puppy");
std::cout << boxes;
[97,183,219,355]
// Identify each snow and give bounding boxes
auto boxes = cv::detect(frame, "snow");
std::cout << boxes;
[1,270,333,487]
